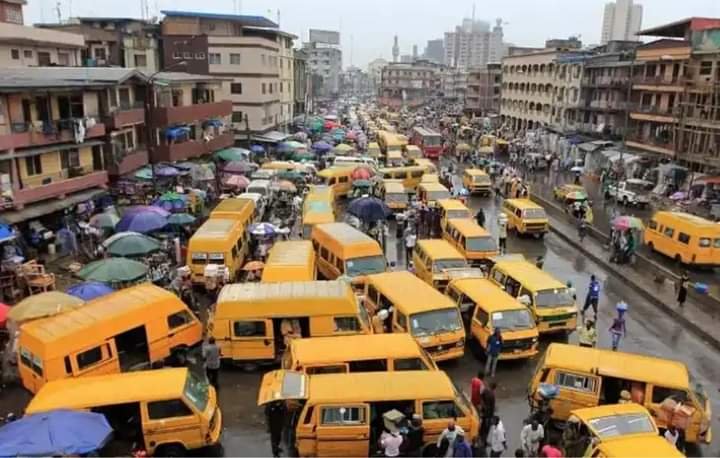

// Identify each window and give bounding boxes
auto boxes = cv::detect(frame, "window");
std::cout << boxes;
[663,227,675,238]
[699,61,713,76]
[182,52,191,59]
[209,53,221,65]
[367,284,380,305]
[699,238,711,248]
[77,346,103,370]
[10,49,19,59]
[269,83,273,94]
[167,310,193,329]
[232,111,244,123]
[423,401,462,419]
[280,82,283,93]
[319,246,330,260]
[195,52,206,59]
[261,54,266,65]
[58,52,69,66]
[396,311,407,330]
[20,347,43,376]
[60,149,80,170]
[321,406,365,425]
[303,406,315,424]
[648,220,657,230]
[395,357,425,371]
[233,320,266,337]
[5,6,22,24]
[379,294,393,310]
[492,270,505,284]
[231,83,243,94]
[230,53,241,65]
[173,51,182,60]
[64,356,72,374]
[411,170,424,178]
[94,47,107,60]
[25,155,42,176]
[651,386,687,404]
[555,371,596,392]
[147,399,193,419]
[262,83,266,94]
[475,309,489,326]
[133,54,147,67]
[23,50,32,59]
[334,316,360,332]
[678,232,690,245]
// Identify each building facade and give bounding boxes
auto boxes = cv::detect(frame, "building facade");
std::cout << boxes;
[160,10,294,136]
[444,18,505,69]
[466,63,502,115]
[424,39,445,64]
[379,61,439,109]
[303,30,342,99]
[601,0,643,44]
[367,57,388,92]
[440,68,468,102]
[293,49,309,118]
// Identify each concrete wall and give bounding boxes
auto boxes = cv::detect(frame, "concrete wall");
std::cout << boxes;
[19,145,94,187]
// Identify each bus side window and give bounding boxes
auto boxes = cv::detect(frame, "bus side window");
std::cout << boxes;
[492,270,505,284]
[648,220,657,230]
[303,405,315,425]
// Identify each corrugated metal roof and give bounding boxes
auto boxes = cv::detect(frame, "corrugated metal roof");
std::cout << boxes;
[161,10,278,28]
[0,67,144,90]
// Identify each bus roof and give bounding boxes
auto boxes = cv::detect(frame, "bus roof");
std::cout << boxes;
[505,198,543,210]
[420,182,450,192]
[216,281,356,319]
[450,279,525,312]
[265,241,314,267]
[412,126,441,137]
[447,219,491,237]
[307,370,456,404]
[464,168,488,176]
[383,180,406,192]
[290,334,426,365]
[417,239,465,260]
[544,343,689,389]
[20,283,185,358]
[653,211,720,230]
[312,223,382,257]
[366,271,456,313]
[493,260,566,291]
[318,166,355,178]
[595,436,683,457]
[570,403,653,424]
[192,218,241,239]
[211,197,255,214]
[26,368,190,414]
[437,199,469,211]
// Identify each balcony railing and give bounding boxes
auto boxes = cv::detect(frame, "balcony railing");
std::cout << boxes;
[107,149,149,176]
[0,119,106,151]
[583,76,630,87]
[632,104,681,117]
[625,133,676,151]
[10,170,108,209]
[106,102,145,129]
[632,75,683,86]
[151,100,232,126]
[152,131,233,163]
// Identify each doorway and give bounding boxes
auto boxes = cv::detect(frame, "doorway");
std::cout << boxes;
[115,325,150,370]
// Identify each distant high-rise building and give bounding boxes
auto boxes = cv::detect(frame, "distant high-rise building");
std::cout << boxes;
[444,17,506,69]
[392,35,399,62]
[303,29,342,97]
[412,44,418,59]
[424,39,445,64]
[601,0,643,44]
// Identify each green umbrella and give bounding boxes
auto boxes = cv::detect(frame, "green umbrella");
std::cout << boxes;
[89,212,120,230]
[214,148,248,162]
[168,213,197,225]
[286,140,306,150]
[291,151,315,161]
[105,233,161,257]
[353,179,372,187]
[134,167,153,180]
[277,170,304,181]
[77,258,148,283]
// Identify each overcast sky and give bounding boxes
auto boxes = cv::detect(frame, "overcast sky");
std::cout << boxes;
[27,0,720,67]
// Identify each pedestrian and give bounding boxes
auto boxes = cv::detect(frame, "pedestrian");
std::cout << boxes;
[265,400,286,457]
[379,425,404,457]
[201,337,221,392]
[436,419,463,458]
[404,230,417,266]
[540,439,563,458]
[475,208,486,228]
[578,319,597,348]
[515,449,525,458]
[480,382,497,447]
[396,211,407,238]
[609,301,628,351]
[520,419,545,457]
[453,430,473,457]
[485,328,503,378]
[535,255,544,270]
[582,274,600,318]
[497,216,508,254]
[470,370,486,412]
[676,272,689,307]
[487,416,507,458]
[372,309,389,334]
[403,415,424,457]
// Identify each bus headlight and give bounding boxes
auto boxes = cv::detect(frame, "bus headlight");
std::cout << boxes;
[456,339,465,348]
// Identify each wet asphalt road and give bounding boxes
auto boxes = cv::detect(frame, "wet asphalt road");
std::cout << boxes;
[215,191,720,457]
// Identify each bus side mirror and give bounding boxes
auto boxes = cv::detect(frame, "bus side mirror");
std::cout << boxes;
[519,295,531,306]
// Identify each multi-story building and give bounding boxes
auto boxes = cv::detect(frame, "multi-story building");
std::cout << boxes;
[277,32,295,129]
[341,67,371,96]
[368,57,388,91]
[441,68,468,102]
[38,17,160,72]
[601,0,643,44]
[303,29,342,98]
[576,41,638,138]
[0,0,84,67]
[160,10,294,136]
[379,60,439,109]
[625,17,720,171]
[444,18,505,69]
[424,39,445,64]
[293,49,309,118]
[466,63,502,115]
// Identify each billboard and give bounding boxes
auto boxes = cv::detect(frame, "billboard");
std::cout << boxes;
[310,29,340,45]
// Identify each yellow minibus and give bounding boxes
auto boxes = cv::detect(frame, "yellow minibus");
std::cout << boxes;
[645,211,720,266]
[210,197,258,225]
[437,199,472,231]
[418,182,452,206]
[261,240,316,283]
[317,166,354,197]
[413,239,469,291]
[380,179,409,212]
[311,223,386,283]
[380,165,425,189]
[186,218,246,284]
[502,199,549,238]
[443,218,498,267]
[18,283,202,393]
[463,169,492,195]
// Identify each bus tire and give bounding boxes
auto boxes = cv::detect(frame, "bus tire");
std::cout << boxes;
[422,444,438,457]
[156,443,186,457]
[647,242,654,252]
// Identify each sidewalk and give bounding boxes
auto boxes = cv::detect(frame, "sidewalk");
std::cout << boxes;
[546,211,720,350]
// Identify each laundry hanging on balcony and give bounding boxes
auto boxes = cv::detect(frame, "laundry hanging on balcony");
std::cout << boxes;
[203,119,224,128]
[165,126,191,142]
[72,118,86,144]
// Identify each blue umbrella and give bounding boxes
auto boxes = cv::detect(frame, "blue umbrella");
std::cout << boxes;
[0,409,113,456]
[155,165,180,177]
[250,144,265,154]
[347,196,392,223]
[116,210,167,233]
[248,222,278,237]
[0,223,15,243]
[312,141,332,152]
[276,142,293,153]
[66,281,115,301]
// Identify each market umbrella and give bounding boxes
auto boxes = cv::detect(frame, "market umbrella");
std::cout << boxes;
[223,161,257,174]
[351,166,374,180]
[104,232,161,257]
[248,222,278,237]
[153,192,187,212]
[347,196,392,223]
[457,143,472,152]
[116,211,167,234]
[352,179,373,188]
[611,216,644,231]
[243,260,265,271]
[291,151,315,161]
[312,141,332,153]
[277,170,304,182]
[222,174,250,189]
[154,165,180,177]
[77,258,148,283]
[167,213,197,226]
[0,409,112,457]
[333,143,354,154]
[66,281,115,301]
[189,163,215,182]
[123,205,170,218]
[133,166,153,180]
[271,180,297,192]
[0,302,9,328]
[286,140,306,150]
[277,142,293,154]
[250,144,265,154]
[89,212,120,230]
[565,191,588,201]
[346,131,357,140]
[214,147,250,162]
[8,292,85,323]
[669,191,687,201]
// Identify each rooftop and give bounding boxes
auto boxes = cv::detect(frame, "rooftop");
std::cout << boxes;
[0,21,85,48]
[0,67,144,91]
[638,17,720,38]
[161,10,278,28]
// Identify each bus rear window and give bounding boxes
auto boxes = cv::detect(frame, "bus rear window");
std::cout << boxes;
[208,253,225,264]
[191,252,208,264]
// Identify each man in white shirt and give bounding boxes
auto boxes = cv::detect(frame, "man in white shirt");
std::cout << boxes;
[487,416,507,458]
[520,419,544,456]
[379,428,403,457]
[436,420,464,458]
[404,231,417,266]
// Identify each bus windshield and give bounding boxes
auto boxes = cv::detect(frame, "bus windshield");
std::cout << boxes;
[491,309,534,330]
[346,255,386,277]
[535,288,575,308]
[428,190,452,201]
[410,308,463,336]
[466,236,497,252]
[588,413,655,438]
[523,208,547,219]
[184,371,210,412]
[425,135,442,146]
[433,259,468,272]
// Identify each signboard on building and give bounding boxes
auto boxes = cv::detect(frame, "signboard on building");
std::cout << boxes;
[310,29,340,45]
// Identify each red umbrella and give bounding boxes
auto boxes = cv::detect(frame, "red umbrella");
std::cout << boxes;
[352,166,374,180]
[324,120,339,130]
[346,131,357,140]
[223,174,250,189]
[0,302,10,328]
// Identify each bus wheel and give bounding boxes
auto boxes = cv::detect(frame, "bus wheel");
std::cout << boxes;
[422,444,438,457]
[157,444,186,457]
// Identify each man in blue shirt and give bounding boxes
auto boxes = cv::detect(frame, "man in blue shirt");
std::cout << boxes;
[582,275,600,318]
[485,328,503,378]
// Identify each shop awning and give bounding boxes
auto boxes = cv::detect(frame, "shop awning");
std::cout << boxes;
[251,130,289,144]
[2,188,106,224]
[578,142,602,153]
